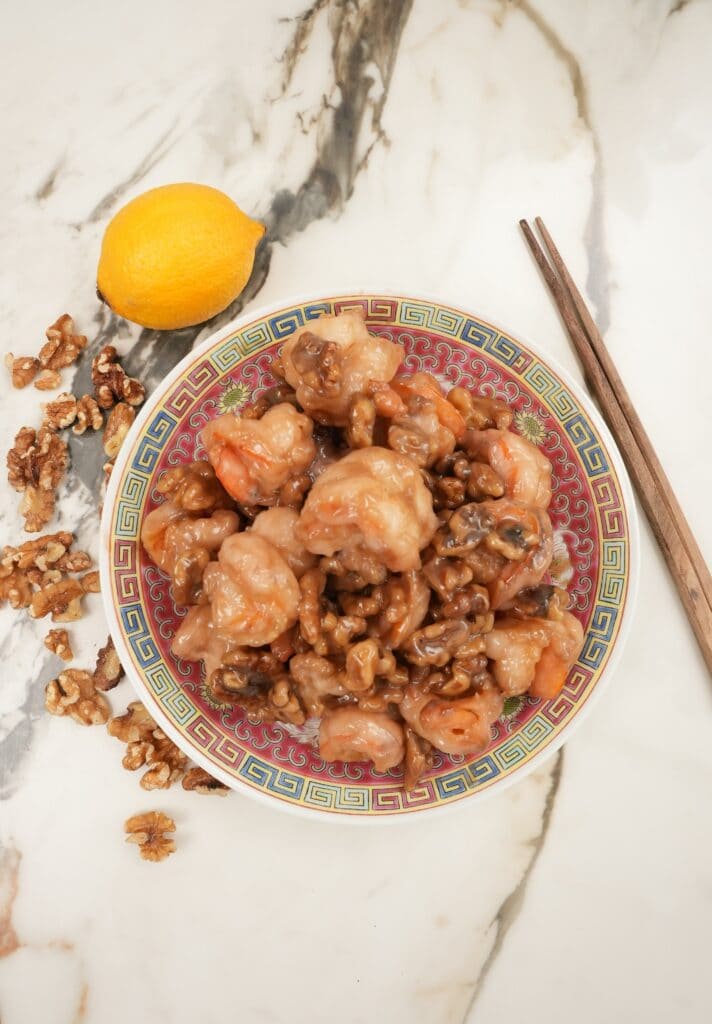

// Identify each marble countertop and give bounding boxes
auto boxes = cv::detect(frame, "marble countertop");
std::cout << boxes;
[1,1,711,1021]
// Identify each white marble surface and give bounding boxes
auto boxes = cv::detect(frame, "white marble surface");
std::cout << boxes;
[1,1,711,1021]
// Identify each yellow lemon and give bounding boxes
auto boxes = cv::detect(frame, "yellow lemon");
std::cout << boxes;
[97,183,265,330]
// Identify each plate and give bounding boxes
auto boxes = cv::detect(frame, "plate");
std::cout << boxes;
[100,293,638,820]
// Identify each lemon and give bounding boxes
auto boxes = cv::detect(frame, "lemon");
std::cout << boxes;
[97,183,265,331]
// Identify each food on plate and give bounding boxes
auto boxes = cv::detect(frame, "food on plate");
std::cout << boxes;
[96,183,265,330]
[140,309,584,790]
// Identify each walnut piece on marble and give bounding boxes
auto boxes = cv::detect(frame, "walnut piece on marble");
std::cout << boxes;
[45,668,110,725]
[124,811,176,862]
[34,369,62,391]
[108,700,187,790]
[42,393,78,430]
[93,635,123,691]
[38,314,87,371]
[7,425,69,532]
[107,700,156,744]
[44,627,73,662]
[5,354,40,388]
[55,548,92,573]
[182,766,229,796]
[80,570,100,594]
[30,577,84,622]
[103,402,135,458]
[72,395,103,436]
[92,345,145,410]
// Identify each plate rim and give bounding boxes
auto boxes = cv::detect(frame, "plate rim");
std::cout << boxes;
[100,289,640,823]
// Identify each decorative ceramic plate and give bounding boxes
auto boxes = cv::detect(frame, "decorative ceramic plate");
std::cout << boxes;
[101,294,638,820]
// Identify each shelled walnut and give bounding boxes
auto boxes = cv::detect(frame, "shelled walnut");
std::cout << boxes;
[124,811,176,862]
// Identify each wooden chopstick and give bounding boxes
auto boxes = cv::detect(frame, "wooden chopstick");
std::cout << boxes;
[534,216,712,613]
[520,218,712,675]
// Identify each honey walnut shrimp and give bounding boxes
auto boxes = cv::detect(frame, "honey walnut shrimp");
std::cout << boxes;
[140,311,584,791]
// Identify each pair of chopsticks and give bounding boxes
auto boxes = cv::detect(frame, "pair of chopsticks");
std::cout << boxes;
[520,217,712,675]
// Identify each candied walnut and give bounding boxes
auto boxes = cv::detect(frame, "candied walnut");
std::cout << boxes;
[370,571,431,649]
[7,426,68,532]
[345,639,398,694]
[172,547,210,606]
[388,394,456,468]
[93,636,123,691]
[403,726,432,791]
[5,354,39,388]
[508,584,562,619]
[73,395,103,435]
[39,314,87,370]
[43,393,77,430]
[45,669,110,725]
[431,475,466,510]
[268,676,306,725]
[156,460,234,513]
[34,369,61,391]
[80,570,100,593]
[30,578,83,621]
[289,651,348,717]
[466,462,504,501]
[182,766,228,795]
[433,504,495,558]
[346,395,376,448]
[321,550,388,587]
[403,619,470,668]
[462,544,507,585]
[277,472,311,510]
[241,384,299,420]
[423,555,474,601]
[439,582,490,620]
[124,811,176,862]
[103,402,135,458]
[44,628,73,661]
[447,388,512,430]
[108,701,156,743]
[92,345,145,409]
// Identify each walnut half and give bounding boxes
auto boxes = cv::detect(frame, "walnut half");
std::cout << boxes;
[7,425,69,532]
[45,669,110,725]
[182,766,229,795]
[124,811,176,862]
[93,636,123,691]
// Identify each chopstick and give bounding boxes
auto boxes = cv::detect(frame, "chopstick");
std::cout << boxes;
[520,218,712,675]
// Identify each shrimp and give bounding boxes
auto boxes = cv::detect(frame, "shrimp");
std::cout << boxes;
[297,447,438,573]
[319,707,405,771]
[250,507,317,578]
[140,500,187,570]
[465,428,552,508]
[477,498,553,610]
[201,403,316,505]
[280,310,403,425]
[391,373,466,442]
[170,605,236,679]
[203,532,301,646]
[484,610,583,698]
[162,509,239,573]
[399,679,504,756]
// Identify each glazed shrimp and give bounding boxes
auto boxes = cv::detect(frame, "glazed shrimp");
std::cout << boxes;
[319,707,405,771]
[203,532,301,646]
[280,310,404,425]
[478,498,553,610]
[466,429,552,508]
[297,447,438,573]
[141,500,189,570]
[170,605,236,679]
[201,403,316,505]
[250,507,317,578]
[399,679,504,756]
[484,610,583,698]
